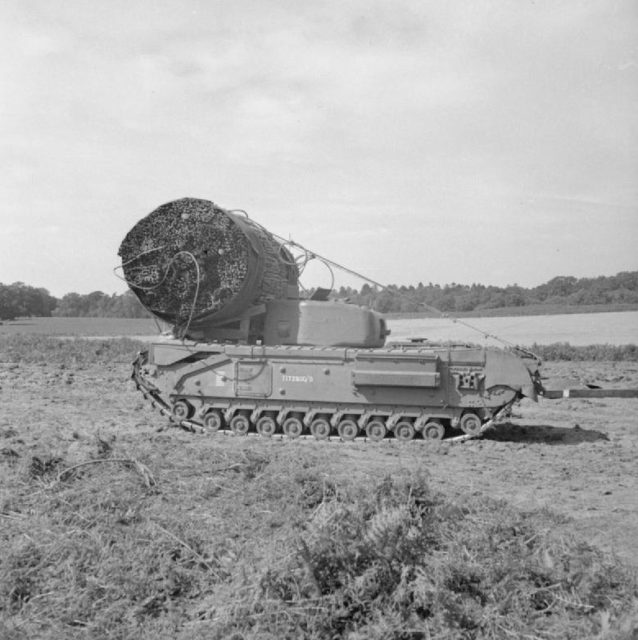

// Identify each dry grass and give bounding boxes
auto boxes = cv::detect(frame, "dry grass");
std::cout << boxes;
[1,335,637,639]
[0,317,161,338]
[2,440,637,639]
[0,334,144,366]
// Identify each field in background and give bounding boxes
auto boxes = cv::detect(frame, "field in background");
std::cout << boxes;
[0,335,638,638]
[388,310,638,347]
[2,310,638,348]
[0,316,165,337]
[389,302,638,318]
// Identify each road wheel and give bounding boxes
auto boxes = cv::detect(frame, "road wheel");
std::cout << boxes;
[423,420,445,440]
[172,400,192,422]
[256,415,277,437]
[202,410,223,433]
[310,418,331,440]
[460,412,482,436]
[283,416,304,439]
[338,419,359,441]
[365,419,387,442]
[230,413,250,436]
[395,421,415,441]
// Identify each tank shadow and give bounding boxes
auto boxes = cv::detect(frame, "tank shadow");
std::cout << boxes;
[483,422,609,445]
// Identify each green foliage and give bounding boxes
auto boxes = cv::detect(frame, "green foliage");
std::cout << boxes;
[5,270,638,321]
[334,270,638,315]
[0,282,57,320]
[53,290,149,318]
[0,283,149,320]
[211,473,638,640]
[2,442,637,640]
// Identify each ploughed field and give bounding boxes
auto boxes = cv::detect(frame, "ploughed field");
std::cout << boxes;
[1,336,637,638]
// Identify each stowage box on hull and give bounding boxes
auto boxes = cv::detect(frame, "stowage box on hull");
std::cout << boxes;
[135,339,542,440]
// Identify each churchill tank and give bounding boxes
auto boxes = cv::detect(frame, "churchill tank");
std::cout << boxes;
[119,197,633,442]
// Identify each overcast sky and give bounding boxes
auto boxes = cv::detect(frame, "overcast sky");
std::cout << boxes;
[2,0,637,297]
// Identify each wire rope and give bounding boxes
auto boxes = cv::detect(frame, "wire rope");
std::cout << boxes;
[254,221,534,354]
[115,203,537,357]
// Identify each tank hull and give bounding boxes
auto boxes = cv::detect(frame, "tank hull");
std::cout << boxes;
[134,339,541,439]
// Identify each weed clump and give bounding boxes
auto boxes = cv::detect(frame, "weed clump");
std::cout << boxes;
[29,455,63,479]
[1,442,636,640]
[212,474,638,640]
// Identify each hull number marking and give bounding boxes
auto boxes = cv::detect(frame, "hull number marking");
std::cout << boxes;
[282,374,314,383]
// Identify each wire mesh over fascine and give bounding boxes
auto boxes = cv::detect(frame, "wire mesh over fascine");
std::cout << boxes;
[118,198,297,331]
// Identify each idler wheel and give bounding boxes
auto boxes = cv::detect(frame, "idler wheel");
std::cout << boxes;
[423,420,445,440]
[338,419,359,442]
[283,416,304,439]
[310,418,331,440]
[202,409,223,433]
[459,412,482,436]
[256,415,277,438]
[230,413,250,436]
[394,421,415,441]
[172,400,193,422]
[365,419,387,442]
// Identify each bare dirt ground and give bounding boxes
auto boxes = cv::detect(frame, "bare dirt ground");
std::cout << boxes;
[2,357,636,568]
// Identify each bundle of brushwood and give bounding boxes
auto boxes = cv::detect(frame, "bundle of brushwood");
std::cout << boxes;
[118,198,298,331]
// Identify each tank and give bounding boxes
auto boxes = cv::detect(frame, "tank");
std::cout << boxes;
[133,338,542,440]
[121,198,635,441]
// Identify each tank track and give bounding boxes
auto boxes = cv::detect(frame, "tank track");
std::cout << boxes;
[132,351,514,443]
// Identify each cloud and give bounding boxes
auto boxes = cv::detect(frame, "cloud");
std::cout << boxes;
[1,0,636,295]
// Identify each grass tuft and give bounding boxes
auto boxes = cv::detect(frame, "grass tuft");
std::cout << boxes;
[209,473,638,639]
[1,443,637,639]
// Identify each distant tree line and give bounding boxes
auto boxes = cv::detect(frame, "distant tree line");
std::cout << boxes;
[332,271,638,314]
[1,270,637,320]
[52,290,149,318]
[0,284,148,321]
[0,283,58,321]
